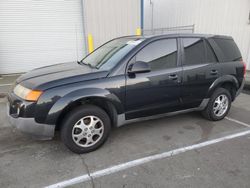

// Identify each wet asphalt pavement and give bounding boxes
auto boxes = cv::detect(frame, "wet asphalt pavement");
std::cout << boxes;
[0,93,250,188]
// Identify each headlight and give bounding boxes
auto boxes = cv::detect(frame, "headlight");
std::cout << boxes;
[13,84,43,102]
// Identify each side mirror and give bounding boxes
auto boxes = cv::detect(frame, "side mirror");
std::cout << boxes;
[128,61,151,74]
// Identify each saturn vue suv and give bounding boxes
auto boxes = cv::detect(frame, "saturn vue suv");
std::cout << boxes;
[7,34,246,153]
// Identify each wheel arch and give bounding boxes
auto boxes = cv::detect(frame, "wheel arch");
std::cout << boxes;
[207,75,239,101]
[45,88,124,129]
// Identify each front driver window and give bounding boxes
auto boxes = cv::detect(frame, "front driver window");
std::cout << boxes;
[135,39,177,71]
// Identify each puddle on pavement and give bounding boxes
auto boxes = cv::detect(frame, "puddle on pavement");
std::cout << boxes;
[183,125,196,130]
[162,135,171,141]
[195,120,215,143]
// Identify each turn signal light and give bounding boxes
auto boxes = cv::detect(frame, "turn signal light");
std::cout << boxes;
[25,90,43,101]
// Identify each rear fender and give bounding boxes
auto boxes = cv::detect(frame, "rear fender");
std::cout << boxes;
[207,75,239,98]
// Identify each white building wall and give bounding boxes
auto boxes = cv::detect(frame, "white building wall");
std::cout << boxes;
[0,0,86,74]
[84,0,141,49]
[0,0,141,74]
[144,0,250,69]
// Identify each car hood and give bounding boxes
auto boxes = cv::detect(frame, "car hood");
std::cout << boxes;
[16,62,109,90]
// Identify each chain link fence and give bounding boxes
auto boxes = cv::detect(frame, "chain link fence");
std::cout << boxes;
[142,25,195,36]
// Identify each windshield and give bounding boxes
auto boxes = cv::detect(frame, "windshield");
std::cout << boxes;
[81,38,144,70]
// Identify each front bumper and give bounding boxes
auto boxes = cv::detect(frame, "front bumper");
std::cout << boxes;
[7,96,55,140]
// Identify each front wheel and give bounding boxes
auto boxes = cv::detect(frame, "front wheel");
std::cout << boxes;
[201,88,232,121]
[61,105,111,154]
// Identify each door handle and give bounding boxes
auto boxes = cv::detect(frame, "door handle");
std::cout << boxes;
[210,70,218,75]
[168,74,178,80]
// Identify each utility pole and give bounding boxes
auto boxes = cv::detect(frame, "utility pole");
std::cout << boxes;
[150,0,154,33]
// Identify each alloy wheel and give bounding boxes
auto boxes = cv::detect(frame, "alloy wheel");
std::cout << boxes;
[213,94,229,117]
[72,116,104,147]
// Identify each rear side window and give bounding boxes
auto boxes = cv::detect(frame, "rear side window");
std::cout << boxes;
[213,38,242,62]
[135,39,177,71]
[183,38,205,65]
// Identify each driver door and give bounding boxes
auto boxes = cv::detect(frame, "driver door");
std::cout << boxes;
[125,38,182,119]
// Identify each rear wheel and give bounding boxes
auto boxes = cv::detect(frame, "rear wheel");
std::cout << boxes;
[61,105,111,154]
[201,88,231,121]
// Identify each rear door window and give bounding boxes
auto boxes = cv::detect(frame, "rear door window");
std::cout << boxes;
[213,38,242,62]
[183,38,218,65]
[205,40,218,62]
[183,38,205,65]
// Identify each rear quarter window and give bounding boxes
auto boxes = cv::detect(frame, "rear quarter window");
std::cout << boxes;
[213,38,242,62]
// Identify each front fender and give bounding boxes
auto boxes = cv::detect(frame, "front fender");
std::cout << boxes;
[207,75,239,98]
[45,88,123,124]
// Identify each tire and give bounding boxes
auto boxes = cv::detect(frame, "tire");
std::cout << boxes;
[201,88,232,121]
[61,104,111,154]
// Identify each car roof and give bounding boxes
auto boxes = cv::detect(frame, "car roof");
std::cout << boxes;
[120,33,233,40]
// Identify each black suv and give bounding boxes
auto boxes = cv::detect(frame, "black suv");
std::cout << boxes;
[7,34,246,153]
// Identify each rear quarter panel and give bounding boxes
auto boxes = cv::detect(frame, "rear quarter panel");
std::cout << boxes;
[219,61,244,85]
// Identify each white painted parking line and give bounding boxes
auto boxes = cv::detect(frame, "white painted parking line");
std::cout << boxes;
[45,129,250,188]
[225,117,250,128]
[0,83,13,87]
[2,74,21,77]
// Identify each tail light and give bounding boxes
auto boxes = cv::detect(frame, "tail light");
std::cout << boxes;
[241,60,246,78]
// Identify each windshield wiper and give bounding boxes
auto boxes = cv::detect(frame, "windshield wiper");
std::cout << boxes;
[77,60,96,69]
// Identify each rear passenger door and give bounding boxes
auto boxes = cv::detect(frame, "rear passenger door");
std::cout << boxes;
[180,37,220,108]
